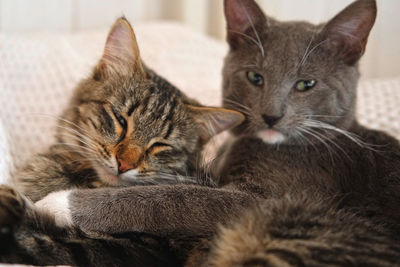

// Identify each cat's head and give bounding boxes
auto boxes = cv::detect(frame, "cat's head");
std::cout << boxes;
[57,18,244,185]
[222,0,376,145]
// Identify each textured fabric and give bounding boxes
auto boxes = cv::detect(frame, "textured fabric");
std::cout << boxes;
[0,22,399,184]
[357,78,400,137]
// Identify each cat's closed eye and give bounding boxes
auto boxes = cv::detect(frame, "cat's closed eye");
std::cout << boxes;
[295,80,317,92]
[247,71,264,86]
[112,109,127,128]
[147,142,172,155]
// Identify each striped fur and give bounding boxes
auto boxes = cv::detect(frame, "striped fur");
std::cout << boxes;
[192,195,400,267]
[13,18,243,202]
[0,185,181,266]
[0,18,244,266]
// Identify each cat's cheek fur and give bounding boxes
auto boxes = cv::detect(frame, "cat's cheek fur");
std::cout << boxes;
[35,190,74,227]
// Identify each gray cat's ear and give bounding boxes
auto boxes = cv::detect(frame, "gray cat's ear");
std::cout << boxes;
[94,17,145,80]
[320,0,377,65]
[187,106,245,143]
[224,0,267,48]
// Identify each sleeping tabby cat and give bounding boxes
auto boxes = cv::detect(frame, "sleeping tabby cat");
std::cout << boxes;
[13,18,243,203]
[0,18,244,266]
[2,0,400,266]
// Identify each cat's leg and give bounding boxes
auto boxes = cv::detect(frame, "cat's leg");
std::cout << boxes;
[35,189,74,227]
[0,185,182,266]
[13,152,70,202]
[0,184,64,263]
[13,146,100,202]
[36,185,257,236]
[0,185,26,253]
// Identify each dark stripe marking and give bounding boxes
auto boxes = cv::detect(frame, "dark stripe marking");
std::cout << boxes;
[266,248,306,267]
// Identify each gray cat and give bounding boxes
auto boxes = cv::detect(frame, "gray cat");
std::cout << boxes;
[1,0,400,266]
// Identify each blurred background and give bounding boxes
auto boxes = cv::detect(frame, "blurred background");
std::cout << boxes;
[0,0,399,80]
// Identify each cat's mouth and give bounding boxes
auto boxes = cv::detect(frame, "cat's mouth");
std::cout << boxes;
[256,129,286,144]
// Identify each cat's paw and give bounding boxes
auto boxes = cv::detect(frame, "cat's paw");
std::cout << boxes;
[35,190,73,227]
[0,185,25,234]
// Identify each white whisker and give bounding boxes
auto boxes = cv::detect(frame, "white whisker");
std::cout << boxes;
[29,113,92,136]
[302,118,383,152]
[298,39,329,68]
[238,1,265,57]
[56,142,97,155]
[297,126,338,162]
[228,30,264,57]
[298,32,316,70]
[57,131,95,149]
[55,125,94,143]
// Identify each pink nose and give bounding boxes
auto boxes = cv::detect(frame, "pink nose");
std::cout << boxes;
[117,158,134,174]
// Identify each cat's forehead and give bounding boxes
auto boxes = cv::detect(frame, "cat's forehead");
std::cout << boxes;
[263,21,320,65]
[108,77,186,135]
[229,20,329,81]
[267,21,319,45]
[104,77,178,107]
[233,21,319,62]
[103,77,150,102]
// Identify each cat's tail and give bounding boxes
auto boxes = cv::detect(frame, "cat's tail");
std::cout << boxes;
[188,194,400,267]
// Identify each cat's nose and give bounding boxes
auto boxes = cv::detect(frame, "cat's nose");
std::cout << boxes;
[117,158,135,174]
[262,114,282,127]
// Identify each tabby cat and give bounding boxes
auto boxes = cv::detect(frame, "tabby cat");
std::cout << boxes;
[13,18,243,203]
[0,17,244,266]
[2,0,400,266]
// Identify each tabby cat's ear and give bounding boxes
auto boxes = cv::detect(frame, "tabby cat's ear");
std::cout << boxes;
[187,106,245,143]
[224,0,267,49]
[320,0,377,65]
[94,17,145,80]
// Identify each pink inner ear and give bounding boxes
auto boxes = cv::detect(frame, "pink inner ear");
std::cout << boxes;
[209,111,245,136]
[103,23,136,63]
[95,18,145,80]
[321,0,376,64]
[104,27,125,60]
[224,0,266,34]
[225,0,249,33]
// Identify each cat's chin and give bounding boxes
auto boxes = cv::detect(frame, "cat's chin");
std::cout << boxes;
[256,129,286,145]
[119,169,140,182]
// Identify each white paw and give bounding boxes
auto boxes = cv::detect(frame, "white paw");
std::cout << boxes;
[35,190,73,227]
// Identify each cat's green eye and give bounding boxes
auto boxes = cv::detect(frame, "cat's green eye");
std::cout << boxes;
[295,80,317,92]
[247,71,264,86]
